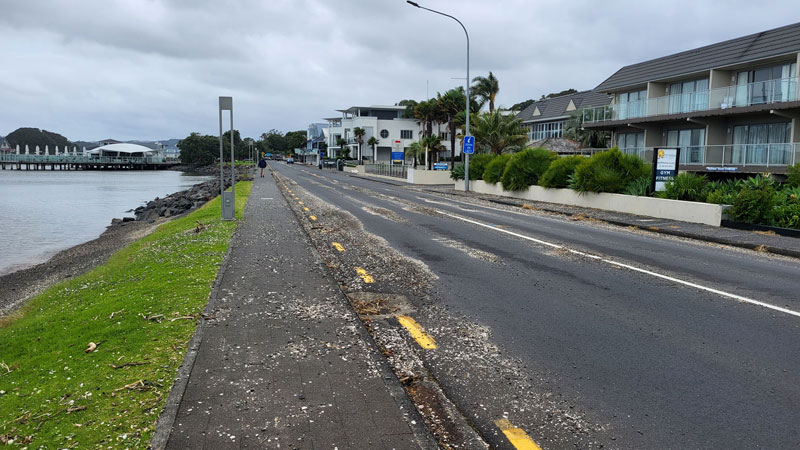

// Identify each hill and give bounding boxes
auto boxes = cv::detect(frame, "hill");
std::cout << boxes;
[5,128,72,151]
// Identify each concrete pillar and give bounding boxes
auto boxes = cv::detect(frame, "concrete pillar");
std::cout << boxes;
[15,145,19,155]
[55,145,59,155]
[44,145,49,155]
[24,145,29,155]
[73,146,77,156]
[35,145,40,155]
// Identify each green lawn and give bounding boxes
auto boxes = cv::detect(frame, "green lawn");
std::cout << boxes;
[0,181,251,448]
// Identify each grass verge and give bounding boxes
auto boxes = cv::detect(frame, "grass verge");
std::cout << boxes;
[0,181,251,448]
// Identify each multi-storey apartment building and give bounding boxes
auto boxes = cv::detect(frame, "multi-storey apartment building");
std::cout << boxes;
[584,22,800,174]
[517,90,611,144]
[324,105,458,163]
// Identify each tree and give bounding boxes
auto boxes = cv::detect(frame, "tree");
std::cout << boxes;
[368,136,379,163]
[471,111,529,155]
[336,137,347,159]
[421,135,445,169]
[510,99,536,112]
[472,71,499,112]
[177,132,219,165]
[541,88,578,100]
[397,99,419,119]
[353,127,366,163]
[284,130,307,152]
[6,128,72,153]
[263,129,288,154]
[437,88,467,168]
[406,141,423,168]
[563,110,610,148]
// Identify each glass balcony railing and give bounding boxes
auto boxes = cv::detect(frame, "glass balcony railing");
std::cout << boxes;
[585,77,800,123]
[617,143,799,166]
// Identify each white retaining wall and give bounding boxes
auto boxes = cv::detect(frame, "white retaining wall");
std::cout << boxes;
[407,168,452,185]
[456,180,730,226]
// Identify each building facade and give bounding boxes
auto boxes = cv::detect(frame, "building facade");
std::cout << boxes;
[516,90,611,145]
[324,105,459,163]
[583,22,800,174]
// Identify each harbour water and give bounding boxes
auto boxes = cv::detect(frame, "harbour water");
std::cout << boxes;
[0,170,213,275]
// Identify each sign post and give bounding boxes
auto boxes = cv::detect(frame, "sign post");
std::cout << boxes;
[462,135,475,191]
[651,147,680,193]
[391,140,404,164]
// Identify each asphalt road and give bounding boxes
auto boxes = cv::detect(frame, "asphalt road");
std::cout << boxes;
[271,162,800,449]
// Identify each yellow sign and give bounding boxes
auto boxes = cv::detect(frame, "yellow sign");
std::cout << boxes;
[658,149,665,158]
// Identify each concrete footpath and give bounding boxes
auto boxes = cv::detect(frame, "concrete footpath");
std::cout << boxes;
[152,172,436,449]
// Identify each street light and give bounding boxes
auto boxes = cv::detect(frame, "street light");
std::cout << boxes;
[219,96,235,220]
[406,0,471,191]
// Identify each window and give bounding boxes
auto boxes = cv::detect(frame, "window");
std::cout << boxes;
[735,62,798,106]
[439,132,449,140]
[732,122,792,165]
[616,132,644,158]
[380,129,389,138]
[617,89,647,119]
[668,78,709,114]
[401,130,413,139]
[528,121,564,141]
[666,128,705,164]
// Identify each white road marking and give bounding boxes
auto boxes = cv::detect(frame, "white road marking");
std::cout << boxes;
[260,197,273,200]
[438,210,800,319]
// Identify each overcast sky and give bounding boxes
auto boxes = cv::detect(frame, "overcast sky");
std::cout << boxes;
[0,0,797,142]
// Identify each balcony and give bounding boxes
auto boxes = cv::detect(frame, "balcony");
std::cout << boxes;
[618,143,799,167]
[585,77,800,124]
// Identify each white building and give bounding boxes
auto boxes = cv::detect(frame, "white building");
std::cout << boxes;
[324,105,460,163]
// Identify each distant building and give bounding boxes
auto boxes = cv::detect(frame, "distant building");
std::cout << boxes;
[306,122,327,155]
[324,105,458,163]
[88,143,162,160]
[0,136,11,153]
[515,90,611,145]
[583,21,800,173]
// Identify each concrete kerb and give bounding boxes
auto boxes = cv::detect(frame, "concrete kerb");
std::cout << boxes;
[149,205,244,450]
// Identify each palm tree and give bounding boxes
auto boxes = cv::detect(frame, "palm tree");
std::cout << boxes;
[421,135,445,169]
[437,88,467,169]
[367,136,379,163]
[353,127,366,162]
[472,71,499,112]
[336,137,348,159]
[563,110,610,148]
[414,99,437,139]
[406,141,423,168]
[471,111,528,155]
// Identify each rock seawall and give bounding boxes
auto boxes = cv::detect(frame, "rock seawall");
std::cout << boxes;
[114,165,251,224]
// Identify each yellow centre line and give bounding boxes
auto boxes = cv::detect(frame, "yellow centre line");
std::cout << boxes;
[494,419,541,450]
[355,267,374,283]
[332,242,345,252]
[396,315,436,349]
[310,215,317,221]
[303,207,310,212]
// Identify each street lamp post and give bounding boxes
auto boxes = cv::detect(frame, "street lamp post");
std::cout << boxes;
[219,96,235,220]
[406,1,470,191]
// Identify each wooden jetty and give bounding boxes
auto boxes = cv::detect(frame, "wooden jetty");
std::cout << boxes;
[0,154,179,171]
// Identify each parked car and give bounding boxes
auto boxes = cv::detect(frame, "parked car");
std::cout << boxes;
[286,157,294,164]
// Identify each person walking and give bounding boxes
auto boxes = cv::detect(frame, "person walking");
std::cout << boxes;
[257,156,267,177]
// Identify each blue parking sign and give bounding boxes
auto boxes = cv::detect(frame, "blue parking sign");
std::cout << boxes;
[463,135,475,154]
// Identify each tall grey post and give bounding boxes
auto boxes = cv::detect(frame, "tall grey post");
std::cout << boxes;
[219,96,236,221]
[406,1,470,191]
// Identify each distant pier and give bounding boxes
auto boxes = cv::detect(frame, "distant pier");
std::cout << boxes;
[0,154,179,171]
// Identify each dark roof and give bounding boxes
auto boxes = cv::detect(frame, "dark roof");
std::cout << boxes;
[516,90,612,123]
[596,22,800,92]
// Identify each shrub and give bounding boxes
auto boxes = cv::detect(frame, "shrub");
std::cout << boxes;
[450,163,465,180]
[772,202,800,229]
[624,176,652,196]
[729,187,777,224]
[787,163,800,187]
[658,172,709,201]
[742,173,777,190]
[705,190,734,205]
[468,153,494,181]
[500,148,557,191]
[569,148,650,193]
[539,155,584,188]
[482,154,511,184]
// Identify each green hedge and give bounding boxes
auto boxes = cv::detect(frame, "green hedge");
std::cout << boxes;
[569,148,650,193]
[482,154,511,184]
[469,153,494,181]
[539,155,584,188]
[500,148,557,191]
